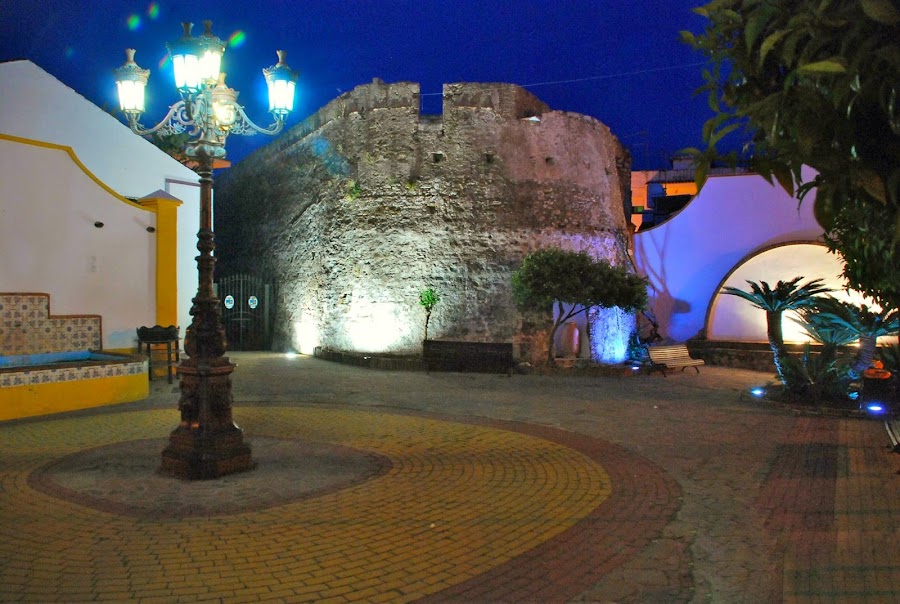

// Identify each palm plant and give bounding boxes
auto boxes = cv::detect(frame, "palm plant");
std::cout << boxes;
[793,307,859,349]
[806,297,899,377]
[722,277,832,383]
[788,306,857,404]
[780,344,852,406]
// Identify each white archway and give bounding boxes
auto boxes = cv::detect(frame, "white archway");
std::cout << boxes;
[706,243,874,343]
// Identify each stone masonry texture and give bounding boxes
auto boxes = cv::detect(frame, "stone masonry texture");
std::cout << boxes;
[215,80,632,364]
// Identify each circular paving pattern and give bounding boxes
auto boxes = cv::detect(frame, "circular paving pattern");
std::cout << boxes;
[0,407,679,603]
[29,437,391,518]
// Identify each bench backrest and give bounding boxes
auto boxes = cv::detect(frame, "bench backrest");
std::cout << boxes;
[423,340,513,357]
[648,345,692,362]
[0,292,101,355]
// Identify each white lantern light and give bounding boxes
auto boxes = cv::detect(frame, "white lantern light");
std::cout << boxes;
[211,74,238,129]
[197,21,225,85]
[167,22,203,92]
[113,48,150,114]
[263,50,298,117]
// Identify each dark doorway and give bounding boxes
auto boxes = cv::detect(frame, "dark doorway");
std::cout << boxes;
[216,273,275,351]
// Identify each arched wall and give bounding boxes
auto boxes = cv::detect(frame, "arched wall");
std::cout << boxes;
[706,242,873,343]
[632,167,824,342]
[0,60,201,336]
[0,137,157,349]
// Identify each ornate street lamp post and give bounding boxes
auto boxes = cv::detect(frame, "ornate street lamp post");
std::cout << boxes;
[114,21,297,479]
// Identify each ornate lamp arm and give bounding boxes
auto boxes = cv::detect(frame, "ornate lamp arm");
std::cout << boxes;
[228,104,286,136]
[124,100,195,137]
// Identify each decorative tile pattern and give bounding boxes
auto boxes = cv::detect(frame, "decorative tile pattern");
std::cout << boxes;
[0,359,146,388]
[0,293,101,355]
[0,293,135,389]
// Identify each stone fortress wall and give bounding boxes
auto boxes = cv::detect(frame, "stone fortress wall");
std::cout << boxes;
[214,79,632,364]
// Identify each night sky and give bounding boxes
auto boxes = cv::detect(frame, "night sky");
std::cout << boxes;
[0,0,714,169]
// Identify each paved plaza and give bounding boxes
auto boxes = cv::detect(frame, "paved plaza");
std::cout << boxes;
[1,352,898,603]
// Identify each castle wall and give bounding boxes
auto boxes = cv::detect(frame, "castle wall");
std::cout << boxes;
[215,80,631,364]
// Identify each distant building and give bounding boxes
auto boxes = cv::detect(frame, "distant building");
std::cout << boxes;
[630,154,748,231]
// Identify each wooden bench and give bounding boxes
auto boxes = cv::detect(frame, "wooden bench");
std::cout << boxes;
[886,418,900,453]
[647,344,704,377]
[423,340,514,374]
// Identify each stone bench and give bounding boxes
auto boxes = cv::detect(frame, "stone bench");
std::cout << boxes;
[647,344,705,377]
[0,293,148,420]
[422,340,514,374]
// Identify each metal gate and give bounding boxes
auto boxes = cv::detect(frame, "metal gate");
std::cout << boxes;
[215,273,274,351]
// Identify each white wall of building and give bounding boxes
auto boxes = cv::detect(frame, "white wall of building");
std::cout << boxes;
[0,138,156,349]
[633,168,825,342]
[0,60,200,334]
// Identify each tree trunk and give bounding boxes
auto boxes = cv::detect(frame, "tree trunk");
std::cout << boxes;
[424,310,431,341]
[853,335,877,377]
[766,310,788,383]
[547,321,561,366]
[546,302,564,366]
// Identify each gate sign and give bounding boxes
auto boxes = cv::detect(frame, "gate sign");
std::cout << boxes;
[248,295,258,309]
[224,295,235,309]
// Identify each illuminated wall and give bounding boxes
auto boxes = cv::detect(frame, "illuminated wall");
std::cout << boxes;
[216,81,634,364]
[633,167,824,342]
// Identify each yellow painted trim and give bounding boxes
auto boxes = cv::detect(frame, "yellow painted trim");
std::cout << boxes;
[0,373,149,422]
[138,197,181,327]
[0,133,150,212]
[104,347,135,355]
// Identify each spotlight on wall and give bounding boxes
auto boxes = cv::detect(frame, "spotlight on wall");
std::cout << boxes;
[146,226,156,233]
[94,221,104,228]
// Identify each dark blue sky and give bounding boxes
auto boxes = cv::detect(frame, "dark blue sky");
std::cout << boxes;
[0,0,713,169]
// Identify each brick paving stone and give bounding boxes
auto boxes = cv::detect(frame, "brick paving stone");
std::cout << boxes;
[1,354,898,602]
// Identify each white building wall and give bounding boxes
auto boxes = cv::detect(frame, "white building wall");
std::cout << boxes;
[632,168,824,342]
[0,139,156,349]
[0,60,200,334]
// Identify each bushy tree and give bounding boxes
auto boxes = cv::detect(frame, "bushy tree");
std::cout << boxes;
[148,131,193,166]
[683,0,900,309]
[512,248,648,365]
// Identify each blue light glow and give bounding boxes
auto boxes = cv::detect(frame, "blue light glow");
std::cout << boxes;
[865,403,885,414]
[848,391,859,400]
[589,307,633,364]
[750,387,765,398]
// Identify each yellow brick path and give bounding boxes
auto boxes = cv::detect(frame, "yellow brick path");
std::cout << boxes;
[0,407,611,602]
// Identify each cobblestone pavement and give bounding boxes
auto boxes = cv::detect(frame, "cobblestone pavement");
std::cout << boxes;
[1,352,897,603]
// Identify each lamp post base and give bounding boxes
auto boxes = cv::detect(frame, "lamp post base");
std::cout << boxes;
[159,359,255,480]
